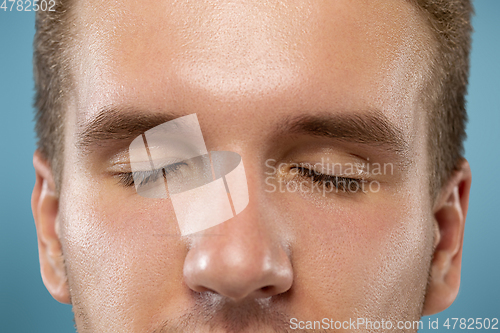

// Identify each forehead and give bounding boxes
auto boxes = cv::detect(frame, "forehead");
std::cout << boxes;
[72,0,431,135]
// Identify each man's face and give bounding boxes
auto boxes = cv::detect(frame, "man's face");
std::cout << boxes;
[58,0,435,331]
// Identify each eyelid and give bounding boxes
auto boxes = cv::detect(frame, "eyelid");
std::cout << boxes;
[115,161,188,187]
[110,157,188,172]
[294,162,370,179]
[290,166,368,194]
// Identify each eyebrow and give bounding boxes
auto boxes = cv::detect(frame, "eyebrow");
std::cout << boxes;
[76,106,180,151]
[78,106,409,158]
[279,111,409,155]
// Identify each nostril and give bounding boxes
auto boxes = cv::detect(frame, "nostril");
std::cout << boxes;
[195,286,217,294]
[261,286,273,292]
[260,285,279,296]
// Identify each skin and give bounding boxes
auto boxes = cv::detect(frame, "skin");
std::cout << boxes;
[32,0,472,332]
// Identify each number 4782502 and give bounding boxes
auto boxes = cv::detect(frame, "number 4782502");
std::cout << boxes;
[443,318,499,330]
[0,0,56,11]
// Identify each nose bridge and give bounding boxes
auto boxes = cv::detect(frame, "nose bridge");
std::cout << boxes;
[183,198,293,301]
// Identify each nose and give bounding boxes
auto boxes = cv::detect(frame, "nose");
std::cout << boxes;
[183,201,293,302]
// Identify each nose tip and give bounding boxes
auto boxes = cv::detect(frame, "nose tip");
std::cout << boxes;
[183,234,293,302]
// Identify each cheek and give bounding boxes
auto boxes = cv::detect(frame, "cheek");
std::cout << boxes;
[286,191,433,320]
[59,178,188,330]
[355,199,434,320]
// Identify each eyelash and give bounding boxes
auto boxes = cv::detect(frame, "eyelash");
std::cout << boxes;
[117,162,187,187]
[116,164,364,193]
[292,166,365,193]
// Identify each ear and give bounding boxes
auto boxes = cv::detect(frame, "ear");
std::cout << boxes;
[422,159,471,315]
[32,151,70,304]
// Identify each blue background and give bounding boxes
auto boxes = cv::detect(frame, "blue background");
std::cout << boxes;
[0,1,498,332]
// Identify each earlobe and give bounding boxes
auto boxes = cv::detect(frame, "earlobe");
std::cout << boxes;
[422,159,471,315]
[32,151,70,304]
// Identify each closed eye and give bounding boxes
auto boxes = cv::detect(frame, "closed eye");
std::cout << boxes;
[116,162,188,187]
[292,166,366,193]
